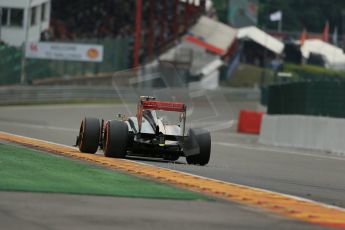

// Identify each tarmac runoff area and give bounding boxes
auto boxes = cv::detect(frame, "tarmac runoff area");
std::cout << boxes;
[1,103,345,230]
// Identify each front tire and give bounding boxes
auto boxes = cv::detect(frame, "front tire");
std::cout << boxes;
[186,128,211,166]
[103,120,128,158]
[77,117,100,154]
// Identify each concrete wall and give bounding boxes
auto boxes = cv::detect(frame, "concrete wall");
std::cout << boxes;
[259,114,345,154]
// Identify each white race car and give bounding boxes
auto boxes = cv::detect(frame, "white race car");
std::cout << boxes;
[75,96,211,165]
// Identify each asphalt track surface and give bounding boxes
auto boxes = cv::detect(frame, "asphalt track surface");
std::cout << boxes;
[0,101,344,230]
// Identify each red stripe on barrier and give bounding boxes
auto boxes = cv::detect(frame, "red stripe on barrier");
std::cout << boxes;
[184,35,225,55]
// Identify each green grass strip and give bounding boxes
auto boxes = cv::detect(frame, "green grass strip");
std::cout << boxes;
[0,143,208,200]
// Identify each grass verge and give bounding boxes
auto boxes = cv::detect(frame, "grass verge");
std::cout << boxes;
[0,143,208,200]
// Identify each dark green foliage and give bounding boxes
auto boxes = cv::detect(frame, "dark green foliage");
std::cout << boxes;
[213,0,345,33]
[283,63,345,81]
[259,0,345,32]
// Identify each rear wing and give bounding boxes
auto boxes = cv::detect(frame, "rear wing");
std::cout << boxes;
[141,100,186,112]
[137,97,186,136]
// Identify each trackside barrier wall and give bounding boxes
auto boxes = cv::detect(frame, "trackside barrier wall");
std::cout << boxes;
[259,114,345,154]
[0,86,260,105]
[267,81,345,118]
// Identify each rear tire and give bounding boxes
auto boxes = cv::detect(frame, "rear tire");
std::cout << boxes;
[78,117,100,154]
[103,120,128,158]
[186,128,211,166]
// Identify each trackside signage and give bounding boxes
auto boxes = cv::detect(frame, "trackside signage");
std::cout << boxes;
[25,42,104,62]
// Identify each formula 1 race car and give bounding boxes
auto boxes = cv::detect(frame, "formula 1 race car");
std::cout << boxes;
[75,96,211,165]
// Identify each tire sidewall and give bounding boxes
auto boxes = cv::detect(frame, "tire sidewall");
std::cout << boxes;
[78,117,100,154]
[103,120,128,158]
[186,128,211,165]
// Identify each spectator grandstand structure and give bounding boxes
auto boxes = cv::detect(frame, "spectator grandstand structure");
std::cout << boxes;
[50,0,206,67]
[0,0,207,85]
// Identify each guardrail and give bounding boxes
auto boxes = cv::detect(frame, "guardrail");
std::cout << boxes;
[0,86,260,105]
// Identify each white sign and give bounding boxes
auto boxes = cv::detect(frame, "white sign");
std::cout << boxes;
[270,10,282,21]
[25,42,104,62]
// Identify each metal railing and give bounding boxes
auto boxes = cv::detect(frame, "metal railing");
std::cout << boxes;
[0,86,260,105]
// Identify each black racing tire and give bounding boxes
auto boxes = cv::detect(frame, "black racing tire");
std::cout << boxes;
[103,120,128,158]
[186,128,211,166]
[78,117,100,154]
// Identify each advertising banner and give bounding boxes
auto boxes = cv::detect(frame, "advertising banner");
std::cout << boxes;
[26,42,104,62]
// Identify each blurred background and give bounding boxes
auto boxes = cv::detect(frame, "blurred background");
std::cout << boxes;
[1,0,345,119]
[1,0,344,85]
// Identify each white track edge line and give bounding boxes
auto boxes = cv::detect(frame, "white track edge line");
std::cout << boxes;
[215,142,345,161]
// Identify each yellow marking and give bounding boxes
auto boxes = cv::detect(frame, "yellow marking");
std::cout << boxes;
[159,144,165,147]
[1,131,345,229]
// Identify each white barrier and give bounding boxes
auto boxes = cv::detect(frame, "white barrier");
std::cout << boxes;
[259,115,345,154]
